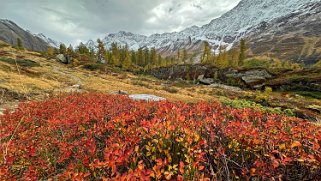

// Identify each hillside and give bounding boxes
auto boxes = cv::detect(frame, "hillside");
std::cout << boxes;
[0,40,320,120]
[0,19,50,52]
[1,35,321,180]
[86,0,321,64]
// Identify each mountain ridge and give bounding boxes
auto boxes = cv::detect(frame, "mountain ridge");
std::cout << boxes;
[0,19,51,52]
[86,0,321,64]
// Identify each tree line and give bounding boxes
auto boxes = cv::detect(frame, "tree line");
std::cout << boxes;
[46,38,302,71]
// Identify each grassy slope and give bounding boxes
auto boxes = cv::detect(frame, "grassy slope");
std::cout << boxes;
[0,40,320,122]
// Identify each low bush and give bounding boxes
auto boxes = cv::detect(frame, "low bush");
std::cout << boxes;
[220,97,295,116]
[82,63,102,71]
[163,86,179,93]
[132,81,150,88]
[1,94,320,180]
[0,58,40,67]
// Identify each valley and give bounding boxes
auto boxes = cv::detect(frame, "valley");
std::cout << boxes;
[1,0,321,180]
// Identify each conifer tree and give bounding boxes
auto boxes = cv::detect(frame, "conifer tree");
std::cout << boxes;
[183,49,188,64]
[143,48,150,66]
[59,44,67,54]
[202,42,211,64]
[221,48,229,68]
[17,38,23,50]
[111,43,120,66]
[67,45,74,56]
[47,47,54,57]
[131,51,137,65]
[111,55,119,66]
[230,49,239,67]
[177,49,182,64]
[96,39,106,62]
[122,47,131,70]
[216,46,223,67]
[239,39,246,66]
[77,42,89,55]
[150,47,157,66]
[157,54,162,67]
[137,48,144,67]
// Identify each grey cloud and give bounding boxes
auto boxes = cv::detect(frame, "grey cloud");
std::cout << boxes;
[0,0,241,45]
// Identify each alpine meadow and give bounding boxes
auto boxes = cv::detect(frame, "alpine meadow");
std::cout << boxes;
[0,0,321,180]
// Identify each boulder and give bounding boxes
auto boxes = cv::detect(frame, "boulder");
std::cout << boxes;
[209,83,242,92]
[129,94,166,101]
[241,75,267,85]
[226,69,272,88]
[198,74,215,85]
[56,54,72,64]
[118,90,128,95]
[56,54,66,63]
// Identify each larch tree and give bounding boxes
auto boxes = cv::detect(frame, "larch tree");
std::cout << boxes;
[239,39,246,66]
[59,43,67,54]
[122,47,132,70]
[202,42,211,64]
[111,43,120,66]
[137,48,144,67]
[96,39,106,62]
[150,47,157,66]
[182,49,188,64]
[17,38,23,50]
[47,47,54,57]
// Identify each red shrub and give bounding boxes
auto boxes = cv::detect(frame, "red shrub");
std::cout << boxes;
[0,93,320,180]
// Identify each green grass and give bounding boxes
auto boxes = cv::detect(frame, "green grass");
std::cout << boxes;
[163,86,179,93]
[0,57,40,67]
[220,97,295,116]
[132,81,151,88]
[242,58,270,69]
[82,63,102,71]
[294,91,321,100]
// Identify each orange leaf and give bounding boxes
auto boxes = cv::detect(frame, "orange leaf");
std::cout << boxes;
[250,168,256,176]
[179,161,185,173]
[272,160,279,169]
[291,141,302,148]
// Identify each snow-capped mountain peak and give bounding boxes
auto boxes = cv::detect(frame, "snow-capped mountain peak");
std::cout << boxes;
[35,33,61,48]
[86,0,321,63]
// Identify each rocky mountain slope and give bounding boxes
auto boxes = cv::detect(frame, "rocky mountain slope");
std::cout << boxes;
[35,33,60,48]
[87,0,321,64]
[0,19,50,52]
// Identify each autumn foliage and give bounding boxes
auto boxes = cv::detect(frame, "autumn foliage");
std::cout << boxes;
[1,93,321,180]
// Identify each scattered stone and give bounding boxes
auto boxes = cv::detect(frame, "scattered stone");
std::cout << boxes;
[129,94,166,101]
[56,54,72,64]
[209,83,242,92]
[198,75,215,85]
[71,84,81,89]
[118,90,128,95]
[56,54,66,63]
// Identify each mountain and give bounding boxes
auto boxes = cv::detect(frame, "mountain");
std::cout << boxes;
[0,19,50,52]
[35,33,61,48]
[87,0,321,64]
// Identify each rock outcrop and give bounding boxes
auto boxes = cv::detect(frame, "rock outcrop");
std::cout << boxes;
[149,65,321,92]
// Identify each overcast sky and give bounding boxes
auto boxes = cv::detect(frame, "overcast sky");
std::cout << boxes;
[0,0,241,45]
